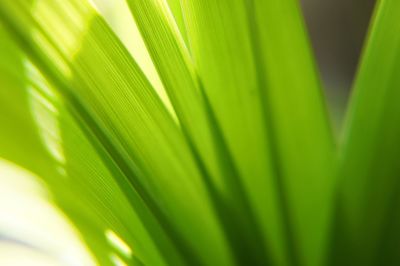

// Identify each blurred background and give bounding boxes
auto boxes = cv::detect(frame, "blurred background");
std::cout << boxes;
[300,0,376,127]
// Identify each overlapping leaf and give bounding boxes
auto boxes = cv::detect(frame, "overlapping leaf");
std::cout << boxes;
[0,0,238,265]
[181,0,335,265]
[2,0,400,265]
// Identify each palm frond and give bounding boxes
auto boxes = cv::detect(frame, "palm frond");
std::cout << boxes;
[0,0,399,266]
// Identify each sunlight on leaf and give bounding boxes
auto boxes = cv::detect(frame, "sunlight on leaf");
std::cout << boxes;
[0,158,96,266]
[0,0,400,265]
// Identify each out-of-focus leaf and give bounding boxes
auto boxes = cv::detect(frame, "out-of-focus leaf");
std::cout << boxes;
[0,26,52,178]
[30,74,168,266]
[331,1,400,265]
[0,158,96,266]
[0,20,167,266]
[165,0,188,45]
[249,1,335,265]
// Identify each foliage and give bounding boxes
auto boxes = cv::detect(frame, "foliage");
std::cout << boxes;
[0,0,399,265]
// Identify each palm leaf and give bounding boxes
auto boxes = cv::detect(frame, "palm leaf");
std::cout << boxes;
[1,0,400,265]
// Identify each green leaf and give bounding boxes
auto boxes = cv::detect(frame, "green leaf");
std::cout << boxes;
[165,0,188,45]
[124,1,277,264]
[180,0,287,264]
[249,1,336,265]
[32,80,168,266]
[180,0,335,265]
[0,26,52,178]
[123,0,224,191]
[0,0,233,265]
[331,0,400,265]
[0,25,111,265]
[0,18,167,266]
